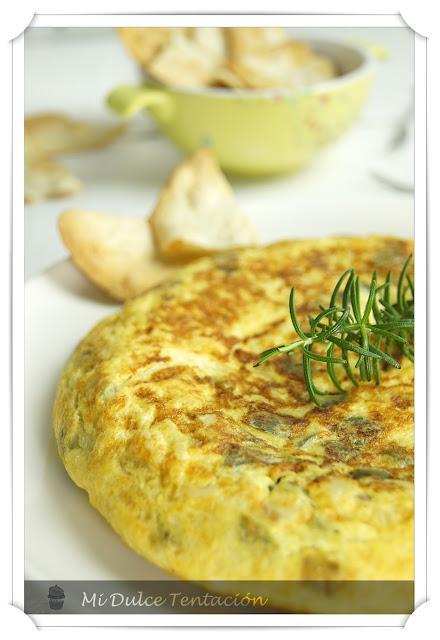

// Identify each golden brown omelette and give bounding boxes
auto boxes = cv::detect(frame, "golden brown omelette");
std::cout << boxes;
[53,236,414,613]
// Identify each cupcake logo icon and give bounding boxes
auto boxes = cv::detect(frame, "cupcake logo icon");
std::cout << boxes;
[48,584,65,610]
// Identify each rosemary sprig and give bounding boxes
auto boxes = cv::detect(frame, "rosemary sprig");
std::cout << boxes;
[254,257,414,407]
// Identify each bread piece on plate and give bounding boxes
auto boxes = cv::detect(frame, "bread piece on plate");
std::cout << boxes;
[24,113,126,204]
[24,114,126,163]
[25,160,82,204]
[59,209,177,301]
[149,148,259,260]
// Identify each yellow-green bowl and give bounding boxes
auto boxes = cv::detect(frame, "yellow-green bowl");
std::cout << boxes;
[107,39,376,176]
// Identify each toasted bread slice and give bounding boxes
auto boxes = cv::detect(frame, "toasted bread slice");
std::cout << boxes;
[147,32,220,88]
[25,160,82,204]
[229,41,336,89]
[225,27,289,60]
[24,114,126,163]
[149,148,259,260]
[118,27,336,91]
[117,27,172,67]
[59,209,177,301]
[189,27,226,63]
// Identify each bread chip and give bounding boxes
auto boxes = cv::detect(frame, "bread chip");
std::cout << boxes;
[225,27,289,60]
[147,32,220,88]
[230,41,336,89]
[59,209,177,301]
[189,27,226,63]
[24,113,126,204]
[118,27,225,82]
[117,27,173,67]
[210,64,247,89]
[295,55,337,85]
[149,148,259,260]
[25,160,82,204]
[118,26,337,90]
[25,114,126,163]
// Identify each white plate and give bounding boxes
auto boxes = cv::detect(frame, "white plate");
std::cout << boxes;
[25,260,173,581]
[25,202,414,582]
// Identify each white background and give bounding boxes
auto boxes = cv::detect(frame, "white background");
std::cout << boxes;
[24,26,414,278]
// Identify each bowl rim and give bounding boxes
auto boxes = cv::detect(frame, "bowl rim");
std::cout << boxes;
[141,38,376,100]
